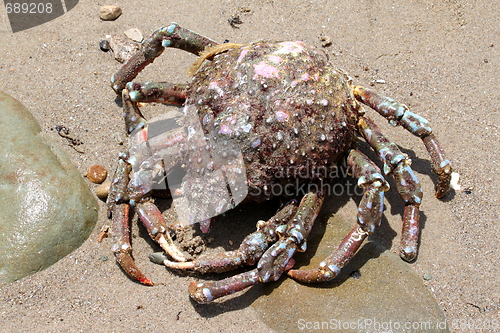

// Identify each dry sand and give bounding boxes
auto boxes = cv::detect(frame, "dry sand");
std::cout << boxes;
[0,1,498,332]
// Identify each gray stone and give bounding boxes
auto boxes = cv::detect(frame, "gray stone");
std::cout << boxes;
[0,91,98,283]
[252,215,448,333]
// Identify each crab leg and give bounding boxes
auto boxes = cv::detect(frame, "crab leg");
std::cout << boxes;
[125,82,188,105]
[106,152,184,285]
[105,86,190,285]
[136,202,185,262]
[258,192,324,282]
[352,86,452,198]
[111,23,218,93]
[184,192,324,303]
[107,156,154,285]
[288,149,389,283]
[152,200,298,273]
[357,116,423,261]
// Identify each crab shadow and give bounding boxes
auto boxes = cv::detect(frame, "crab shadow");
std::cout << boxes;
[189,145,443,316]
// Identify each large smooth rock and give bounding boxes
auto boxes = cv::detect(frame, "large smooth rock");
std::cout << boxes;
[252,214,448,333]
[0,91,98,283]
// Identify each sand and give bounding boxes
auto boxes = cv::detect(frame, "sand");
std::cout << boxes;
[0,1,498,332]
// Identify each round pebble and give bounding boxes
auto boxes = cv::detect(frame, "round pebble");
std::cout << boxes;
[95,181,111,199]
[87,165,107,184]
[99,40,110,52]
[423,273,432,281]
[99,5,122,21]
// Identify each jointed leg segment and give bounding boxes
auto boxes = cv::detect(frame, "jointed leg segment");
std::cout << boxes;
[353,85,452,260]
[105,24,221,286]
[288,149,389,282]
[352,86,452,198]
[111,23,218,93]
[357,116,423,261]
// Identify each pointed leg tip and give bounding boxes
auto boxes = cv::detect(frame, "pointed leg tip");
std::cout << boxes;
[188,281,211,304]
[434,185,449,199]
[115,252,154,286]
[139,277,155,286]
[287,269,300,279]
[158,235,187,262]
[400,248,417,262]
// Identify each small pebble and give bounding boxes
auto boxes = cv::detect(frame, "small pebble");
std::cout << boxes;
[95,181,111,199]
[369,79,386,86]
[320,35,332,47]
[99,40,111,52]
[124,28,143,43]
[350,270,362,279]
[423,273,432,281]
[87,165,108,184]
[99,255,109,262]
[99,5,122,21]
[450,172,461,191]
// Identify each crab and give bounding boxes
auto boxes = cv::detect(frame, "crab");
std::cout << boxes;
[105,23,452,303]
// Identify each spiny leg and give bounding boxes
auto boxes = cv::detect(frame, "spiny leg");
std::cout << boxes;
[352,85,452,198]
[288,150,389,283]
[111,23,218,93]
[105,87,189,285]
[106,151,185,286]
[107,156,154,286]
[125,82,187,105]
[186,192,324,303]
[357,116,423,261]
[258,191,324,282]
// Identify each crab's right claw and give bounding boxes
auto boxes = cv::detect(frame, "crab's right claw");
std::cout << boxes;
[115,251,154,286]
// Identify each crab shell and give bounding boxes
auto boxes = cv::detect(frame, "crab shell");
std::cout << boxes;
[182,41,361,202]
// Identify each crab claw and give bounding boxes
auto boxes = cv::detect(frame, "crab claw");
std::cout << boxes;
[115,252,154,286]
[136,202,186,262]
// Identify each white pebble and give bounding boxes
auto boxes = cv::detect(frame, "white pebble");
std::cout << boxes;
[124,28,143,43]
[450,172,461,191]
